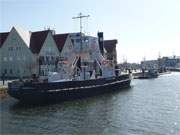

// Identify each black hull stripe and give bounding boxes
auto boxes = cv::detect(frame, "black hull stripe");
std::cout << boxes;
[47,79,131,92]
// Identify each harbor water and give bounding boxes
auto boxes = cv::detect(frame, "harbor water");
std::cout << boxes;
[1,72,180,135]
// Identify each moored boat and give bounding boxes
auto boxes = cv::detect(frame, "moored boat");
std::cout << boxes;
[8,14,131,103]
[8,74,131,103]
[7,31,131,103]
[134,69,158,79]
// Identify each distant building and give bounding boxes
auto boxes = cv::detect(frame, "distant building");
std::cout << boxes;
[141,60,158,70]
[163,56,178,67]
[140,55,180,71]
[158,56,180,68]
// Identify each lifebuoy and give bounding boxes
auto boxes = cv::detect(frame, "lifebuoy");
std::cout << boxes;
[102,60,108,65]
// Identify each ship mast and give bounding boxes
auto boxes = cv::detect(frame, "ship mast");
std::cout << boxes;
[72,13,90,80]
[72,12,90,50]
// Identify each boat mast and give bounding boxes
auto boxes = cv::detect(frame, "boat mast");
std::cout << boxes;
[72,12,90,51]
[72,13,90,80]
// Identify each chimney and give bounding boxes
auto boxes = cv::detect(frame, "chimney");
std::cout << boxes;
[98,32,104,56]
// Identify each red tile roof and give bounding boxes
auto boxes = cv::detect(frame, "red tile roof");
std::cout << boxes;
[30,30,49,54]
[0,32,9,48]
[53,34,68,52]
[104,39,118,52]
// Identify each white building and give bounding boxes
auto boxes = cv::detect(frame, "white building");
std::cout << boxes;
[30,30,59,77]
[0,32,9,77]
[30,31,75,78]
[0,27,37,78]
[53,34,75,79]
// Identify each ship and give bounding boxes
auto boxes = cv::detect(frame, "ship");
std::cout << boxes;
[8,14,131,103]
[8,32,131,103]
[8,74,131,103]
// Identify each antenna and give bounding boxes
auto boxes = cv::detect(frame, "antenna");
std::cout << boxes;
[158,51,161,59]
[72,13,90,51]
[72,12,90,34]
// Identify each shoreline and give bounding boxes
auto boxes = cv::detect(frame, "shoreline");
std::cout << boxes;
[0,87,8,99]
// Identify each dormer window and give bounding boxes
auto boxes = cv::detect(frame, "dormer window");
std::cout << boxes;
[16,47,21,50]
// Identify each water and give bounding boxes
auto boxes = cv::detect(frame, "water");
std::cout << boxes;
[1,72,180,135]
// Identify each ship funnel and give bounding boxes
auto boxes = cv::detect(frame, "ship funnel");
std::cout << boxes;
[98,32,104,56]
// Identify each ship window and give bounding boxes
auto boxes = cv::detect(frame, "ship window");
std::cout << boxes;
[76,39,81,43]
[85,39,88,43]
[76,33,80,36]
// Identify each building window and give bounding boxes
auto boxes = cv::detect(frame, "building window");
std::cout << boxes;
[17,57,21,61]
[10,69,13,74]
[76,33,80,36]
[23,56,26,61]
[3,57,7,61]
[16,46,21,51]
[4,69,7,74]
[17,69,20,74]
[9,57,13,61]
[8,47,13,51]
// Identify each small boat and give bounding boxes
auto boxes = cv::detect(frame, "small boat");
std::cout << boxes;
[135,69,158,79]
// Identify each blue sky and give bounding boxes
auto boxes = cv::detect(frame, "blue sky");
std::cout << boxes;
[1,0,180,63]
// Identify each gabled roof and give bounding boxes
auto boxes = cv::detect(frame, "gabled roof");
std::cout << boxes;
[104,39,118,52]
[13,26,31,46]
[0,32,9,48]
[53,34,69,52]
[30,30,49,54]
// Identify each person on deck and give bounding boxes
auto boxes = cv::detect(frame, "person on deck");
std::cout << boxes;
[2,73,5,85]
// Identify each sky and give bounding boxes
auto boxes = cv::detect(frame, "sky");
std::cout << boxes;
[0,0,180,63]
